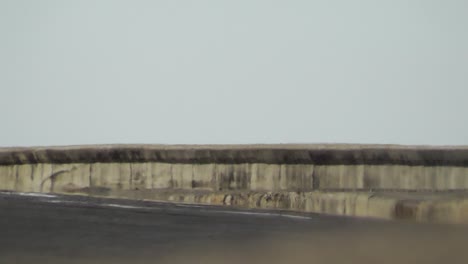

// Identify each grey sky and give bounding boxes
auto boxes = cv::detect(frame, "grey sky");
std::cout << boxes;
[1,0,467,146]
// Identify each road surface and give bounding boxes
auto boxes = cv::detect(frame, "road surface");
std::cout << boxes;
[0,191,467,264]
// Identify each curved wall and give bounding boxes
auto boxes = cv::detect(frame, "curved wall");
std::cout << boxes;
[1,144,468,222]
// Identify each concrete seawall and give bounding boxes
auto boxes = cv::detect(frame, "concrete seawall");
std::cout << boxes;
[1,144,468,223]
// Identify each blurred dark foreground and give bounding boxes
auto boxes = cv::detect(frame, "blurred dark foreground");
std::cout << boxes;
[6,228,468,264]
[1,192,467,264]
[163,227,468,264]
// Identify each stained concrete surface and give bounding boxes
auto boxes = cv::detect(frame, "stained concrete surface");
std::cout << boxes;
[1,144,468,166]
[1,192,468,264]
[2,144,468,222]
[2,161,468,222]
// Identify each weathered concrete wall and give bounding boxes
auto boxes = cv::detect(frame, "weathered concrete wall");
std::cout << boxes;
[314,165,468,190]
[0,163,314,193]
[2,162,468,193]
[1,144,468,222]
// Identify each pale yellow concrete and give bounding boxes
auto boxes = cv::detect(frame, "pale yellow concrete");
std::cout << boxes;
[93,163,121,189]
[0,165,16,191]
[171,164,193,189]
[130,163,151,190]
[69,163,91,191]
[15,164,33,192]
[119,163,132,190]
[2,160,468,223]
[151,162,172,189]
[48,164,73,192]
[192,164,216,190]
[40,164,53,192]
[3,162,468,193]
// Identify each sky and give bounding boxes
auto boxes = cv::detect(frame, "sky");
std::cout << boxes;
[0,0,467,146]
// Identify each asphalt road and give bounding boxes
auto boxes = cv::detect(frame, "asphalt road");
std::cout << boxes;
[1,191,468,264]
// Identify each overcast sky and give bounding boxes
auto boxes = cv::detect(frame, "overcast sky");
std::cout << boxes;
[1,0,467,146]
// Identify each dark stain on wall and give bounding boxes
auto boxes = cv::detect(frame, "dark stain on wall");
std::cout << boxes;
[0,145,467,166]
